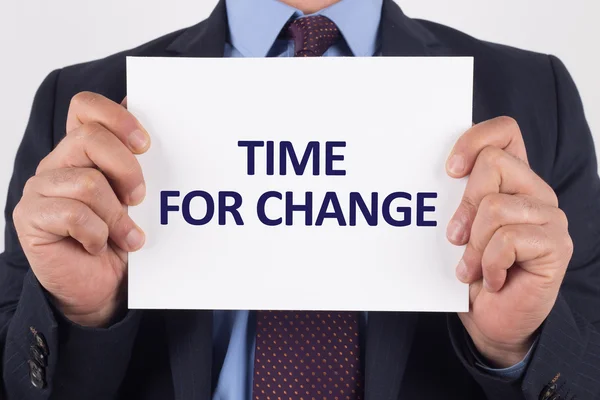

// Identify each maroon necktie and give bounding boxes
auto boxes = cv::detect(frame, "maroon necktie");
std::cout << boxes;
[252,18,362,400]
[253,311,363,400]
[282,15,342,57]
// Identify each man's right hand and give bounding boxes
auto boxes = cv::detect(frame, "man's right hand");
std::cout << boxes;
[12,92,150,328]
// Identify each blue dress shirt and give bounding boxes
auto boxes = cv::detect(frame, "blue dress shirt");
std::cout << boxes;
[212,1,532,399]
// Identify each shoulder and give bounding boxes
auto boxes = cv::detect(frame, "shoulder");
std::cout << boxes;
[56,26,190,101]
[414,18,559,99]
[47,24,204,141]
[392,16,561,115]
[411,19,566,177]
[417,19,552,67]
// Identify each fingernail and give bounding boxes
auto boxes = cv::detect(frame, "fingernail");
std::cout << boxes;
[130,183,146,205]
[128,129,149,152]
[447,154,465,176]
[126,227,145,251]
[456,259,468,282]
[447,219,465,243]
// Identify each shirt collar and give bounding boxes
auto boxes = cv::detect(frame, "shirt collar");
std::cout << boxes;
[319,0,382,57]
[225,0,383,57]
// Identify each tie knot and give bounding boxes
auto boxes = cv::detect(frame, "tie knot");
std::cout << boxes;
[283,16,341,57]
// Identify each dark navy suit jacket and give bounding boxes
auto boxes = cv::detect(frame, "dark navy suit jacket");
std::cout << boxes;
[2,1,600,399]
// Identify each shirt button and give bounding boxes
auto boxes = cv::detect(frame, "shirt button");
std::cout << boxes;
[30,345,47,367]
[28,360,46,389]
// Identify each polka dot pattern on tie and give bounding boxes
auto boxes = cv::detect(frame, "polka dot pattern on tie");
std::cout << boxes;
[252,311,363,400]
[282,16,342,57]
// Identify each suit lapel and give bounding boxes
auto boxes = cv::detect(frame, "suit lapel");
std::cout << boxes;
[365,312,418,400]
[380,0,443,57]
[380,0,490,124]
[165,311,213,400]
[165,0,228,57]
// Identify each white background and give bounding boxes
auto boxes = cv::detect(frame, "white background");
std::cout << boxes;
[0,1,598,252]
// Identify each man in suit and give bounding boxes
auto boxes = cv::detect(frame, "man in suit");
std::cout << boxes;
[1,0,599,399]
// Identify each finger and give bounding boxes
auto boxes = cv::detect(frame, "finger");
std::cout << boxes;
[447,146,557,245]
[67,91,150,153]
[121,96,128,108]
[456,194,567,282]
[36,123,145,205]
[481,224,556,292]
[468,280,483,308]
[15,196,109,255]
[24,168,145,252]
[446,116,528,178]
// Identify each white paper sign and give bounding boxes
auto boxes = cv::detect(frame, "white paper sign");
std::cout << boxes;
[127,57,472,312]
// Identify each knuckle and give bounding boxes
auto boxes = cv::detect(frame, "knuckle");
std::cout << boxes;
[66,204,89,227]
[36,156,51,175]
[70,91,98,109]
[458,196,478,227]
[121,161,143,188]
[481,257,499,275]
[564,235,574,257]
[95,223,110,248]
[108,105,135,131]
[480,194,504,220]
[526,228,545,250]
[537,275,556,291]
[74,169,106,200]
[554,207,569,228]
[77,121,105,139]
[47,168,76,187]
[545,185,559,207]
[498,227,514,245]
[12,203,34,247]
[107,206,131,233]
[516,196,539,220]
[22,176,39,196]
[496,115,520,131]
[550,192,559,207]
[479,145,504,167]
[461,195,478,215]
[12,201,26,225]
[70,123,109,153]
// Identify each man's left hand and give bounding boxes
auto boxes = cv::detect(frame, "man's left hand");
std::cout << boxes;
[446,116,574,368]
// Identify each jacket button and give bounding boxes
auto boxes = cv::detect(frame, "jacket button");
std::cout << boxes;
[33,332,49,357]
[30,345,47,367]
[28,360,46,389]
[539,383,557,400]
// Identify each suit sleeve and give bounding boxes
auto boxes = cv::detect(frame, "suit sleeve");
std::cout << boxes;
[448,56,600,400]
[1,71,142,400]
